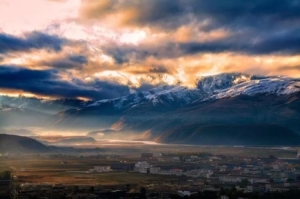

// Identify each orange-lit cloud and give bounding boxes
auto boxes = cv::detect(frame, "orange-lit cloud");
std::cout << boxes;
[0,0,300,99]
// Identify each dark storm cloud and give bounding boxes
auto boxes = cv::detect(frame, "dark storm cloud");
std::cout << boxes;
[103,44,152,64]
[125,0,186,28]
[83,0,300,58]
[81,0,300,30]
[102,41,175,64]
[189,0,300,30]
[81,0,187,29]
[103,28,300,61]
[110,48,131,64]
[38,54,88,69]
[0,31,67,54]
[179,29,300,55]
[68,55,88,64]
[0,66,130,100]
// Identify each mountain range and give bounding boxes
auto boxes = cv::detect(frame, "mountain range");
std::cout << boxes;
[1,73,300,146]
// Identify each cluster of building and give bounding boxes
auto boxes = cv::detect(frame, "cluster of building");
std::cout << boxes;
[132,153,300,193]
[134,161,214,178]
[3,151,300,198]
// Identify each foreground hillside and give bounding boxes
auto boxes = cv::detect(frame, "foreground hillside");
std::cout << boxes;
[0,134,49,153]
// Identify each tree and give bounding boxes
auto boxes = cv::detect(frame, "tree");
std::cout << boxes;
[89,186,94,192]
[73,186,79,193]
[0,171,11,180]
[126,184,131,192]
[240,179,250,186]
[139,187,147,199]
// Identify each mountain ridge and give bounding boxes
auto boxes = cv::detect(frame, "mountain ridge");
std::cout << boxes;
[1,72,300,146]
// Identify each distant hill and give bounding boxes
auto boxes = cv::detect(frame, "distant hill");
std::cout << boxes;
[33,136,97,145]
[0,134,50,153]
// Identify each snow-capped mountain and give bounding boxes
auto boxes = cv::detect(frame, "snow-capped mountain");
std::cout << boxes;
[1,72,297,146]
[85,73,300,110]
[196,72,252,94]
[86,85,203,110]
[197,73,300,101]
[1,73,298,114]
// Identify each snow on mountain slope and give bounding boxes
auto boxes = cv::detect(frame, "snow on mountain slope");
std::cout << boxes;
[207,76,300,100]
[197,72,251,94]
[86,85,203,109]
[86,73,300,110]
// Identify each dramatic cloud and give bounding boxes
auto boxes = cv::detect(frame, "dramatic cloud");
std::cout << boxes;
[80,0,187,29]
[0,66,130,100]
[0,32,67,54]
[37,54,88,69]
[189,0,300,31]
[0,0,299,98]
[178,29,300,56]
[99,27,300,68]
[80,0,300,31]
[279,65,300,71]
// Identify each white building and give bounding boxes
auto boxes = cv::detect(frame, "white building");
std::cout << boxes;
[170,169,183,176]
[135,161,151,168]
[178,191,191,197]
[150,167,161,174]
[158,169,171,175]
[138,167,148,174]
[94,166,111,172]
[220,196,229,199]
[219,175,242,183]
[269,187,289,192]
[172,157,180,162]
[134,161,151,173]
[185,169,213,178]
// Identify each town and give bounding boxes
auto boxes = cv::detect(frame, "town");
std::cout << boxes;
[1,149,300,199]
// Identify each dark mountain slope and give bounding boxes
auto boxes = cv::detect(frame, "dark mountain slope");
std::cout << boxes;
[0,134,50,153]
[155,124,300,146]
[120,93,300,145]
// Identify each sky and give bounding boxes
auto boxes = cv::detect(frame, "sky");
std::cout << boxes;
[0,0,300,100]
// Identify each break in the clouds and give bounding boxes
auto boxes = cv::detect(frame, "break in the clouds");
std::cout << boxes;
[0,0,300,99]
